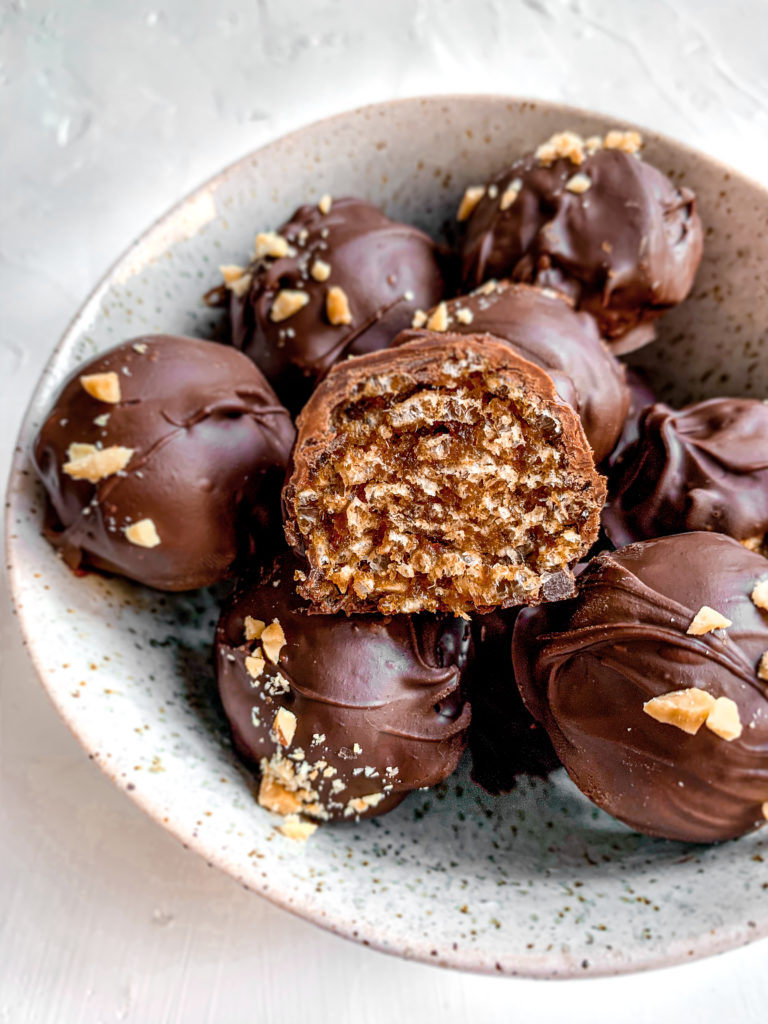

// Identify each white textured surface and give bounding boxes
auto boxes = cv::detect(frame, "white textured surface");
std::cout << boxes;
[3,2,768,1021]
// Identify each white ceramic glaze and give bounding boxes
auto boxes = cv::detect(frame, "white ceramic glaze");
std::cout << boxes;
[7,96,768,978]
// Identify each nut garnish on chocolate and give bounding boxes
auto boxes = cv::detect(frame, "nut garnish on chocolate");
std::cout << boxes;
[283,332,605,616]
[514,533,768,843]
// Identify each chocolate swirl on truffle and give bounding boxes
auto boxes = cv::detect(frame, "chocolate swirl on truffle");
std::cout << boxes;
[604,398,768,551]
[514,533,768,842]
[229,197,446,414]
[458,130,703,352]
[216,551,472,822]
[34,335,295,591]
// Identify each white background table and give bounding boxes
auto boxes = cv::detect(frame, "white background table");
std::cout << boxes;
[3,2,768,1020]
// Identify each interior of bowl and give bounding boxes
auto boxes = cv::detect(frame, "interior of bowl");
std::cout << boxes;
[7,95,768,979]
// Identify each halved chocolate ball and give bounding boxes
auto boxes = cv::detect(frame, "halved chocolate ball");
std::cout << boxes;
[283,331,606,616]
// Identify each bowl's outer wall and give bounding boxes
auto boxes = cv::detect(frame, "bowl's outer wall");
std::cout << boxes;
[7,96,768,978]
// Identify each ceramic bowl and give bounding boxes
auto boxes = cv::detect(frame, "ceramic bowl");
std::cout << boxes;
[7,96,768,978]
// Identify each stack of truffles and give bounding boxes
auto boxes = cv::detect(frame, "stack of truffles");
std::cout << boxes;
[34,128,768,844]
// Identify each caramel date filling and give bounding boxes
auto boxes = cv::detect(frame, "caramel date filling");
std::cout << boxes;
[292,357,597,615]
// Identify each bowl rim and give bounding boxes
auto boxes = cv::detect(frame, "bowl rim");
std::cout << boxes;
[7,92,768,979]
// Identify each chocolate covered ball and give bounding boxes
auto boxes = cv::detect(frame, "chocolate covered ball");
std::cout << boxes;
[514,533,768,842]
[283,331,606,617]
[228,196,446,414]
[216,551,472,823]
[604,398,768,552]
[458,129,703,353]
[34,335,295,591]
[467,610,559,794]
[414,281,629,462]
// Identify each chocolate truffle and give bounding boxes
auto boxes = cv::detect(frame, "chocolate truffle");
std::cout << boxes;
[412,281,629,462]
[227,197,446,414]
[467,609,559,794]
[604,398,768,552]
[216,551,472,822]
[34,335,295,591]
[283,332,606,616]
[458,129,703,353]
[514,533,768,843]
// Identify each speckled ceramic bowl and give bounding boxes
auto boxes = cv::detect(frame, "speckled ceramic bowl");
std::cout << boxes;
[7,97,768,978]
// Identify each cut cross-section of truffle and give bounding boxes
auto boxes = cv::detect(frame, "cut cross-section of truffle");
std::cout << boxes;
[216,551,472,823]
[283,332,606,616]
[227,197,447,415]
[34,335,295,591]
[513,533,768,843]
[409,281,630,463]
[458,129,703,352]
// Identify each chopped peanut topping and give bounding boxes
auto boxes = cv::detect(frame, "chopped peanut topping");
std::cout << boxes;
[344,792,385,817]
[80,372,121,404]
[258,775,303,815]
[643,687,716,735]
[758,652,768,682]
[220,265,253,297]
[132,342,148,354]
[272,707,297,747]
[584,135,603,154]
[261,620,286,664]
[604,129,643,154]
[687,605,732,635]
[455,308,474,325]
[426,302,449,332]
[535,131,585,167]
[310,259,331,282]
[499,179,522,210]
[326,285,352,326]
[763,802,768,822]
[565,173,592,194]
[277,815,318,841]
[63,444,134,483]
[457,185,485,222]
[124,518,160,548]
[220,264,245,285]
[255,231,291,259]
[751,580,768,611]
[244,616,266,641]
[318,194,332,215]
[705,697,743,741]
[411,309,428,328]
[270,289,310,322]
[245,654,265,680]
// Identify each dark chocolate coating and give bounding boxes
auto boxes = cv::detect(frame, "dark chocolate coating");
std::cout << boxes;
[459,144,703,352]
[514,533,768,842]
[425,282,629,462]
[604,398,768,550]
[231,197,446,414]
[467,609,559,794]
[34,335,295,591]
[216,551,472,821]
[605,367,656,470]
